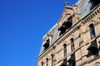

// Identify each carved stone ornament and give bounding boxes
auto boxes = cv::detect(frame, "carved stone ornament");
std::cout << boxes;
[72,3,78,14]
[65,1,68,6]
[77,16,81,20]
[47,31,52,37]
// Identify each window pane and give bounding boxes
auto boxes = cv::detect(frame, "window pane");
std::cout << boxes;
[42,62,43,66]
[89,24,96,39]
[51,54,53,66]
[46,58,48,66]
[71,39,75,52]
[64,44,67,57]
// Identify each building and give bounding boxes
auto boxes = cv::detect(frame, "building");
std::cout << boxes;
[36,0,100,66]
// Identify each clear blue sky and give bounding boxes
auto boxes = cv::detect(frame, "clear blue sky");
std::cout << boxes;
[0,0,77,66]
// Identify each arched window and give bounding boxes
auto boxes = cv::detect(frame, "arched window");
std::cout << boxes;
[41,62,43,66]
[89,24,96,39]
[51,54,54,66]
[64,44,67,57]
[71,38,75,52]
[46,58,48,66]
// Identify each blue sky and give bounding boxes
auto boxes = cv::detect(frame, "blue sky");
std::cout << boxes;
[0,0,77,66]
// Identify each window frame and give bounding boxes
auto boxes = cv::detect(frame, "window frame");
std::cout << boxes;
[51,54,54,66]
[71,38,75,52]
[64,44,67,57]
[41,62,43,66]
[46,58,48,66]
[89,24,96,39]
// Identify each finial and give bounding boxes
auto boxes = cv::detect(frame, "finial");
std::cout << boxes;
[65,1,68,6]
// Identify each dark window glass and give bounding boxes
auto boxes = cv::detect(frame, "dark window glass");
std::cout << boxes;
[47,39,49,45]
[51,54,54,66]
[58,16,72,36]
[68,54,76,66]
[64,44,67,57]
[90,0,100,10]
[87,40,98,57]
[46,58,48,66]
[71,38,75,52]
[43,39,50,50]
[89,24,96,39]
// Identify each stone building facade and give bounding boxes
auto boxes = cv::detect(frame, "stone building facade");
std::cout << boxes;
[37,0,100,66]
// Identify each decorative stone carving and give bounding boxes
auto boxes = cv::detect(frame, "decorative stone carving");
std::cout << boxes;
[72,3,78,15]
[47,31,52,37]
[77,16,81,20]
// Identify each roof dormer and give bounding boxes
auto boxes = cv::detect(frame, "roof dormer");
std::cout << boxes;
[43,39,50,50]
[57,1,74,36]
[43,31,53,50]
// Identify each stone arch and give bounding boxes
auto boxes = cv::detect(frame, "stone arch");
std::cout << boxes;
[65,35,75,48]
[50,51,57,62]
[85,21,96,31]
[45,55,50,60]
[68,35,75,41]
[62,41,67,46]
[60,41,68,49]
[40,58,45,63]
[50,51,55,56]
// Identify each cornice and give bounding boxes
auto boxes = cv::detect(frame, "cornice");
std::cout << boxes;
[37,45,54,61]
[81,6,100,25]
